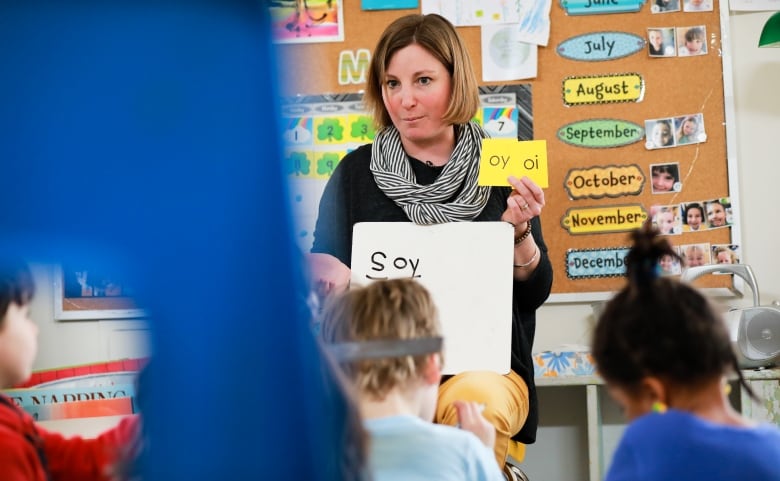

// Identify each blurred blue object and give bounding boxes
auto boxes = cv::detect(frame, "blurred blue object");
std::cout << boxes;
[0,2,347,479]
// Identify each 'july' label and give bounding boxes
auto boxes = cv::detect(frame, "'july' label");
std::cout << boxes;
[557,32,645,62]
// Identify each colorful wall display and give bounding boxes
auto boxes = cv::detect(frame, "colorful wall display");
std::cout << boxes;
[274,1,738,300]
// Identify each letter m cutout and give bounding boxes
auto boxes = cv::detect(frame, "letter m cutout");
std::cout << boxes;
[338,49,370,86]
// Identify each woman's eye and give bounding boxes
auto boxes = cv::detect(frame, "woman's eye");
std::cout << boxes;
[418,77,432,86]
[386,79,398,88]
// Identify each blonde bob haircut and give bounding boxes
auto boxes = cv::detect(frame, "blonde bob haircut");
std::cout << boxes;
[364,13,480,130]
[319,278,444,399]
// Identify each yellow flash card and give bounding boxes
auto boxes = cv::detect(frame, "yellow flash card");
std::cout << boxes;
[479,139,549,188]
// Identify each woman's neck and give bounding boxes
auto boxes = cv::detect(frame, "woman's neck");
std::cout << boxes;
[400,125,456,167]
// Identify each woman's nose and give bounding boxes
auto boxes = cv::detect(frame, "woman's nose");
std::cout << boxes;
[400,88,416,107]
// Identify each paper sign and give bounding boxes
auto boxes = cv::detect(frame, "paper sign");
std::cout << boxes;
[559,0,646,15]
[564,164,645,199]
[351,222,514,375]
[557,118,644,148]
[566,247,631,279]
[560,204,648,234]
[479,139,549,187]
[557,31,646,62]
[562,73,644,106]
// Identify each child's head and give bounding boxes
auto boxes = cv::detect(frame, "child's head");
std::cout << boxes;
[0,260,38,387]
[679,116,698,137]
[319,278,443,420]
[683,244,707,267]
[684,203,704,230]
[655,208,676,234]
[714,246,737,265]
[707,200,728,227]
[651,164,678,192]
[651,120,673,147]
[592,223,738,419]
[659,254,679,275]
[648,29,664,50]
[684,27,705,54]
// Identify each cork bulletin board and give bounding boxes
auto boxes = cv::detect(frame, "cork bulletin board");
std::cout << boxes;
[273,0,741,301]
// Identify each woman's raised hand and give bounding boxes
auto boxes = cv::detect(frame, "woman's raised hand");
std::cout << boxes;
[502,176,545,229]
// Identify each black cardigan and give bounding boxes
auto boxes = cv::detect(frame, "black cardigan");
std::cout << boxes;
[311,143,553,443]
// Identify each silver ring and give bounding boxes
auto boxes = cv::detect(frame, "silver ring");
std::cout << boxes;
[522,203,530,210]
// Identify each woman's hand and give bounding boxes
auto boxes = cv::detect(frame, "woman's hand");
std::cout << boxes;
[501,176,545,231]
[453,400,496,448]
[306,253,351,301]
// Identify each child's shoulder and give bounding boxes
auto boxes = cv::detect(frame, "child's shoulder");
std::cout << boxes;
[0,402,40,475]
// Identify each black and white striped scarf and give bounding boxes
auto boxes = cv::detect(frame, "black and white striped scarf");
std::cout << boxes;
[369,121,491,225]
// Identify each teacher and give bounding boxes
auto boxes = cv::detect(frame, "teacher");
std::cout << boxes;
[308,13,552,471]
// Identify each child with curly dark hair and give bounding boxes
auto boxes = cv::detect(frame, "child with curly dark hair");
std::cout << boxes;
[592,222,780,481]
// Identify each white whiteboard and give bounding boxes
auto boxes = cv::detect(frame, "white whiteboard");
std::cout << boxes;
[351,222,514,375]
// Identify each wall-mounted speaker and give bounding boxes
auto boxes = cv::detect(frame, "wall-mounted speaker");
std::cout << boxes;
[681,264,780,369]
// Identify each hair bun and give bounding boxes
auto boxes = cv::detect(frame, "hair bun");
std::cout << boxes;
[626,219,680,284]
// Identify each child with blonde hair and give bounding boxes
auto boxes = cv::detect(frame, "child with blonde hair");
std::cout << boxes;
[320,278,505,481]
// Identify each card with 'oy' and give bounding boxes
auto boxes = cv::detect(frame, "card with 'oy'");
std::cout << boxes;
[478,138,549,187]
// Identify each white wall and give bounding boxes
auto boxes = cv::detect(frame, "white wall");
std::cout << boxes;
[29,263,149,371]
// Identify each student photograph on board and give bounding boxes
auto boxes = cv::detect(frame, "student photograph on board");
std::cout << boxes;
[677,26,708,57]
[647,27,676,57]
[705,197,732,228]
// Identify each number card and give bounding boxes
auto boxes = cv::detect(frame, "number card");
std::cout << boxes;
[479,139,549,187]
[351,222,514,375]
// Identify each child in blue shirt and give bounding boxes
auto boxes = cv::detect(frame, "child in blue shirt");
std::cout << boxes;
[592,222,780,481]
[319,278,505,481]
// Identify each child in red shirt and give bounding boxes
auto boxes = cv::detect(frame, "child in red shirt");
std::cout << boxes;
[0,259,139,481]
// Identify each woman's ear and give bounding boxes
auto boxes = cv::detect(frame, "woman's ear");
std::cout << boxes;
[421,353,442,385]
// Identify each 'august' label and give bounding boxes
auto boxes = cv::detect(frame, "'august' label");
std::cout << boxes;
[562,73,644,106]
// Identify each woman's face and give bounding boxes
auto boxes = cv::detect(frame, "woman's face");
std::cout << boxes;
[652,122,672,146]
[652,169,676,192]
[382,44,453,151]
[686,207,703,230]
[707,202,727,227]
